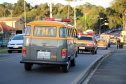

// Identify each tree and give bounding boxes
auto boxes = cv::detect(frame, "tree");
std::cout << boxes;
[106,0,126,29]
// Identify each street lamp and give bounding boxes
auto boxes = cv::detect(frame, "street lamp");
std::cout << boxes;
[99,17,103,35]
[9,10,14,37]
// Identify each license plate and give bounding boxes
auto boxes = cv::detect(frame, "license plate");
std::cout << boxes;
[37,51,50,59]
[13,46,18,48]
[79,47,85,49]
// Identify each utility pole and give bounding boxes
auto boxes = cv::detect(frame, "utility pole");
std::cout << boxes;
[24,0,26,31]
[9,10,14,38]
[67,0,70,19]
[99,18,103,35]
[74,0,77,28]
[50,0,52,18]
[85,13,88,31]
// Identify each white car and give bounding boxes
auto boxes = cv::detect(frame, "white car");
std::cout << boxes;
[7,34,24,53]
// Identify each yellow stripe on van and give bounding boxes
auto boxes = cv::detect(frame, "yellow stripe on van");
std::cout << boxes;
[51,56,57,58]
[24,36,75,40]
[78,41,90,43]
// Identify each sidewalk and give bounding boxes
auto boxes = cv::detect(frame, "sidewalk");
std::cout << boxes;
[86,47,126,84]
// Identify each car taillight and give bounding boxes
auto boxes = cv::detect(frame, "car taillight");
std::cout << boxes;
[87,44,94,46]
[22,47,26,54]
[62,49,66,58]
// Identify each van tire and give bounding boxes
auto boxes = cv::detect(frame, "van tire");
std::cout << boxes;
[61,61,70,72]
[24,63,33,71]
[71,58,76,66]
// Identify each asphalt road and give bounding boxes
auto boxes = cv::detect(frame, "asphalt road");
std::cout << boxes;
[0,31,120,84]
[0,47,113,84]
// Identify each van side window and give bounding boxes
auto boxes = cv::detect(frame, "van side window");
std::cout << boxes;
[60,27,67,37]
[25,26,31,36]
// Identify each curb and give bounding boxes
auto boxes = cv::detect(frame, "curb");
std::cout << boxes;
[72,50,114,84]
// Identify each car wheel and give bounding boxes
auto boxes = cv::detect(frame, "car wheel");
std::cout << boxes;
[24,63,33,71]
[106,47,108,50]
[91,50,94,54]
[8,50,12,53]
[95,49,97,54]
[61,61,70,72]
[78,49,79,54]
[71,58,76,66]
[108,44,110,47]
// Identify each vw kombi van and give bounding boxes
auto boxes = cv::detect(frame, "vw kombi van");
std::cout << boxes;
[20,18,78,72]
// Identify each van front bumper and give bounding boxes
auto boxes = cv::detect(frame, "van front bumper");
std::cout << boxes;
[20,60,68,65]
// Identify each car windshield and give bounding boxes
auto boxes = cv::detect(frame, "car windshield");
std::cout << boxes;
[12,35,24,40]
[98,40,105,42]
[78,37,92,41]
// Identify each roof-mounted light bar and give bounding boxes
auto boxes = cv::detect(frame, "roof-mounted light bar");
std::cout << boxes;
[46,18,71,22]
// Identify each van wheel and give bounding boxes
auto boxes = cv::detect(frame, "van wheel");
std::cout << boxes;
[106,47,108,50]
[24,63,33,71]
[61,61,70,72]
[8,50,12,53]
[71,58,76,66]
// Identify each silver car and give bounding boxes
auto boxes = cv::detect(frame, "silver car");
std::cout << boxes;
[7,34,24,53]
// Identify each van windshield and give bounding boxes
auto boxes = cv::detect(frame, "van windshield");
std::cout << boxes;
[12,35,24,40]
[34,26,57,37]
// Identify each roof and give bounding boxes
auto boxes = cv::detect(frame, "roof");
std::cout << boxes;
[0,22,10,32]
[0,17,25,22]
[8,26,17,30]
[28,21,74,28]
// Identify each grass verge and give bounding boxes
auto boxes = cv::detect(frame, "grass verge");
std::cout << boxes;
[0,50,8,53]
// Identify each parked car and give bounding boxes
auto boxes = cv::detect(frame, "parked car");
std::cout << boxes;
[7,34,24,53]
[0,41,7,47]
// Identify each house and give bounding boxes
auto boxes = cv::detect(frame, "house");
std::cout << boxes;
[0,17,25,35]
[0,22,11,44]
[0,17,25,44]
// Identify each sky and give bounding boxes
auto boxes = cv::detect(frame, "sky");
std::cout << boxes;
[0,0,113,8]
